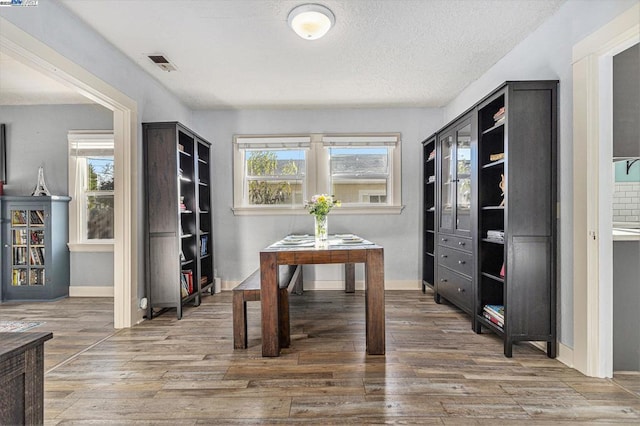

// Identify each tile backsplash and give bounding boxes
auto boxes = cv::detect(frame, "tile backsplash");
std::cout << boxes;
[613,182,640,223]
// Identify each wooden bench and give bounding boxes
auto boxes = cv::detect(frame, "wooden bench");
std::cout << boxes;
[233,264,302,349]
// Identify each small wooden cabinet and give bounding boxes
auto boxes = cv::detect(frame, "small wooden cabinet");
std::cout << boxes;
[143,122,215,319]
[1,196,70,301]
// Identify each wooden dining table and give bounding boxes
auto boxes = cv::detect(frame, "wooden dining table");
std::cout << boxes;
[260,237,385,357]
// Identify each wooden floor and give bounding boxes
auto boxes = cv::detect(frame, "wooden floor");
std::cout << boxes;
[1,290,639,424]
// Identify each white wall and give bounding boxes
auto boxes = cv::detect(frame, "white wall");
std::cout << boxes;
[442,0,639,348]
[193,107,442,287]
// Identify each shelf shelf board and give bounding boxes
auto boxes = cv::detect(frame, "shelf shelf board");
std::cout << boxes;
[178,150,192,157]
[481,272,504,283]
[200,253,211,259]
[198,158,207,164]
[179,176,192,182]
[482,159,505,169]
[181,259,194,266]
[179,210,193,214]
[426,229,435,234]
[482,238,504,245]
[476,315,505,337]
[481,205,504,210]
[482,121,505,135]
[199,210,209,214]
[180,234,194,239]
[425,251,434,257]
[199,181,208,186]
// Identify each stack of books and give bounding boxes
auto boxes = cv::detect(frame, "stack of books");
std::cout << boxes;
[487,230,504,242]
[483,304,504,328]
[493,107,505,124]
[427,150,436,161]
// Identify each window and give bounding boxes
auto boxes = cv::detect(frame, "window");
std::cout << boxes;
[233,133,401,215]
[68,131,114,251]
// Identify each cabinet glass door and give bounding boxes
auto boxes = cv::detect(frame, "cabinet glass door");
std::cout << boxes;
[10,209,46,286]
[455,123,472,233]
[439,134,454,231]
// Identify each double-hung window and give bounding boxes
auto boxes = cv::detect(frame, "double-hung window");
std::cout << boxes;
[233,133,401,214]
[68,131,114,250]
[321,135,400,207]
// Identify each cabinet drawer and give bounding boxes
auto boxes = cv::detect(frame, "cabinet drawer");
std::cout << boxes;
[437,234,471,252]
[437,266,472,312]
[438,246,473,277]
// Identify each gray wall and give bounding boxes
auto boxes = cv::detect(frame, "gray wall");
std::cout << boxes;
[613,43,640,158]
[193,107,442,284]
[0,103,115,287]
[613,241,640,371]
[442,0,639,348]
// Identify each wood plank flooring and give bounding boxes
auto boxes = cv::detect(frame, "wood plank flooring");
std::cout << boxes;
[1,290,639,424]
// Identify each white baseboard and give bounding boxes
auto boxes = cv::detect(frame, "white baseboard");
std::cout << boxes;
[221,279,421,291]
[68,286,114,297]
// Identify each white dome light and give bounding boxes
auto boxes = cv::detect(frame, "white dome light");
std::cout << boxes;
[288,4,335,40]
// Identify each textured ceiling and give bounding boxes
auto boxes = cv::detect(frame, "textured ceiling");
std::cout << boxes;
[3,0,566,108]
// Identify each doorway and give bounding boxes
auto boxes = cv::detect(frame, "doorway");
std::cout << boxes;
[0,17,140,329]
[572,3,639,378]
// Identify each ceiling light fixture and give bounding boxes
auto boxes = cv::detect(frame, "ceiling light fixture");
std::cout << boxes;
[287,4,335,40]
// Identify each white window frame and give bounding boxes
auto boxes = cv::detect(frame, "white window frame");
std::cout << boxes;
[233,133,402,215]
[67,131,114,252]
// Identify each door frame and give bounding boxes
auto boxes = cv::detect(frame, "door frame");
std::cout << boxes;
[0,18,140,328]
[572,3,639,378]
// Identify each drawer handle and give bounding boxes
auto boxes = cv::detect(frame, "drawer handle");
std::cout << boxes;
[458,260,466,265]
[441,255,448,258]
[458,241,466,246]
[440,279,448,282]
[441,238,448,242]
[457,287,465,293]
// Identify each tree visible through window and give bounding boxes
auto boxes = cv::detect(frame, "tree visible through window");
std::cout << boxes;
[86,157,114,239]
[245,149,305,205]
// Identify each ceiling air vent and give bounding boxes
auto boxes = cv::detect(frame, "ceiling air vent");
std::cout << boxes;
[147,54,177,72]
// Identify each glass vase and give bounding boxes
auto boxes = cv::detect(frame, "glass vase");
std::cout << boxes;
[314,215,328,248]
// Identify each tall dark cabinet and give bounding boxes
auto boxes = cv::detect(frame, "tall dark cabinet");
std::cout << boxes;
[474,81,557,357]
[421,136,436,291]
[422,81,557,358]
[143,122,215,319]
[1,196,70,301]
[434,115,475,315]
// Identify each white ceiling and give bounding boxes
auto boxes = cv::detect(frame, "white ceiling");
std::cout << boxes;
[1,0,566,109]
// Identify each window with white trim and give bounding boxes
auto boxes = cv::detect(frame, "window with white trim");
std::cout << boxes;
[233,133,401,214]
[68,131,114,250]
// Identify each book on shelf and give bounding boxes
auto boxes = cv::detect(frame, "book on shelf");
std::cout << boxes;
[181,270,193,294]
[200,235,209,256]
[484,304,504,321]
[483,311,504,328]
[200,275,208,286]
[427,175,435,183]
[499,262,505,277]
[12,210,27,225]
[493,106,505,122]
[427,149,436,160]
[180,274,189,298]
[486,230,504,242]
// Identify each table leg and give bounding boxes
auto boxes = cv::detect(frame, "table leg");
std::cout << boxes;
[345,263,355,293]
[365,248,385,355]
[260,251,280,357]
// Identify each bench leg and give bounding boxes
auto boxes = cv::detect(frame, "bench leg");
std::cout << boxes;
[278,288,290,348]
[233,292,248,349]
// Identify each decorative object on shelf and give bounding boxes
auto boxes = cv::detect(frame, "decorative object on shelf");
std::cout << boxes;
[498,173,505,206]
[31,166,51,196]
[489,152,505,162]
[304,194,340,248]
[493,106,505,124]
